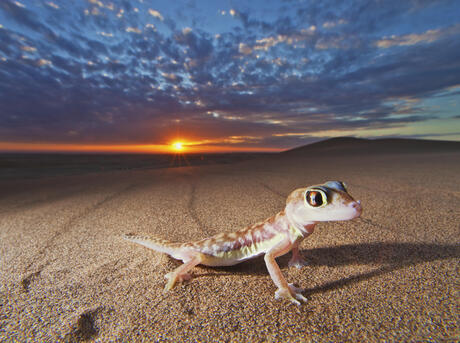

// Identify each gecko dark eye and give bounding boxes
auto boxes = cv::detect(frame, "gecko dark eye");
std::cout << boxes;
[305,190,327,207]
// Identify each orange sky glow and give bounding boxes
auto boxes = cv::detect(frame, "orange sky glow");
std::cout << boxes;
[0,141,283,154]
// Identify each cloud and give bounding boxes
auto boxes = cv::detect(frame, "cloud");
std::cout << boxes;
[250,26,316,52]
[254,35,290,51]
[46,2,59,10]
[13,1,25,8]
[161,72,181,82]
[125,27,142,34]
[238,42,252,55]
[322,19,346,29]
[98,31,113,37]
[36,58,52,66]
[174,27,213,60]
[88,0,104,8]
[375,25,459,48]
[0,0,55,37]
[0,0,458,148]
[21,45,36,52]
[148,9,164,21]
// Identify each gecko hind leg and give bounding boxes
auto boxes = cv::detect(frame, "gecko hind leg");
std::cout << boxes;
[164,253,203,292]
[288,246,309,269]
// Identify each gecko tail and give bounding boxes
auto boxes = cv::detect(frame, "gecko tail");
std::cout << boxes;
[122,233,182,256]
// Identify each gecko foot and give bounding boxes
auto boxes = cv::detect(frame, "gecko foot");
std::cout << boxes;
[275,284,307,306]
[288,283,308,303]
[163,272,192,292]
[288,256,309,269]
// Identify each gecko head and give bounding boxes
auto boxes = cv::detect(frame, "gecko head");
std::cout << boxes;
[286,181,362,225]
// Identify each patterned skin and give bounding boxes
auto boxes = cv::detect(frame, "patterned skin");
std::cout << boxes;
[123,181,362,305]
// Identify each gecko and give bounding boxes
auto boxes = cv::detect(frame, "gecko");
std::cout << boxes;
[123,181,362,305]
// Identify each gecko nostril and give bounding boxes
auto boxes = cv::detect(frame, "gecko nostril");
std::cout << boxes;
[351,201,362,210]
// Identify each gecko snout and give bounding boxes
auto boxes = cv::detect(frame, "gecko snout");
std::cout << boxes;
[350,200,362,216]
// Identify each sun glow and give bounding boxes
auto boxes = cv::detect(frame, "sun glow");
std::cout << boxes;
[172,141,184,151]
[0,141,283,154]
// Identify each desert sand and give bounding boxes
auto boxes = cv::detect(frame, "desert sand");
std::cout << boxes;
[1,139,459,342]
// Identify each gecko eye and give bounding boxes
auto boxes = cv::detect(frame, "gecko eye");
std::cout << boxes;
[305,190,327,208]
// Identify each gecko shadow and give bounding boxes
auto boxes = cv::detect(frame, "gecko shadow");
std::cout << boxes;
[196,242,459,294]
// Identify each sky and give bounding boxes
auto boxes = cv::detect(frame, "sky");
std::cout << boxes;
[0,0,459,153]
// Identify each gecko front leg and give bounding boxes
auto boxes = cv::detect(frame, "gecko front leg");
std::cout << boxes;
[264,238,307,305]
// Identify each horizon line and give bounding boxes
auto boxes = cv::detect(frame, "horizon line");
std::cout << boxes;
[0,142,284,154]
[1,136,458,154]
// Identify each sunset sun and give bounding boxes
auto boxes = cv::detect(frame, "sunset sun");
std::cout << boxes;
[172,141,184,152]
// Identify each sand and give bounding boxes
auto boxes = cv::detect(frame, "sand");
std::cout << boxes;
[1,144,459,342]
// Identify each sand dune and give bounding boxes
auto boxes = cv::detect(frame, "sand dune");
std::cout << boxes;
[1,138,459,341]
[284,136,460,155]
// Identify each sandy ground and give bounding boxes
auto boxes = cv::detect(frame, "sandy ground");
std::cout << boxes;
[1,149,459,342]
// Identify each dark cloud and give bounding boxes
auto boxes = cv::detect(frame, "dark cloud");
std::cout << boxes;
[0,1,55,37]
[0,0,459,149]
[174,29,213,60]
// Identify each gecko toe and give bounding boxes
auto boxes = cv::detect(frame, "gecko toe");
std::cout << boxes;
[288,283,305,293]
[163,281,174,292]
[294,293,308,302]
[275,287,303,306]
[290,298,301,306]
[288,283,307,303]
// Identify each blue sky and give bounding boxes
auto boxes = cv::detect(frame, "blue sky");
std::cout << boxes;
[0,0,459,151]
